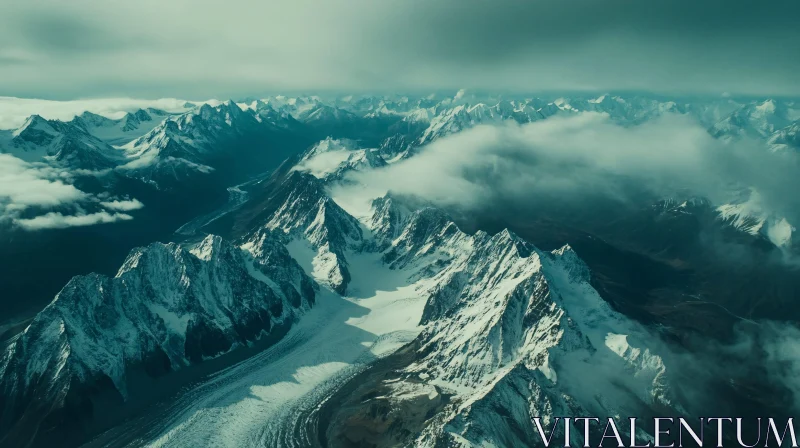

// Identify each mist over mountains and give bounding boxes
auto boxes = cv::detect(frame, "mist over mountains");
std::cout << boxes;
[0,91,798,447]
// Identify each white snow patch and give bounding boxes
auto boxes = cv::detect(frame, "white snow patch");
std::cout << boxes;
[150,304,192,335]
[605,333,631,357]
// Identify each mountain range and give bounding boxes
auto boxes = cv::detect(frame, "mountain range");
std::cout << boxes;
[0,92,798,447]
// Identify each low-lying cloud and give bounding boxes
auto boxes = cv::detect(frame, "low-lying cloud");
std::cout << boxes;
[735,321,800,412]
[344,112,800,228]
[99,198,144,212]
[0,154,86,209]
[665,320,800,417]
[15,211,134,230]
[0,153,144,230]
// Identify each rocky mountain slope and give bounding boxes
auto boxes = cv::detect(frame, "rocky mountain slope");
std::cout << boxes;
[0,142,682,447]
[0,115,124,170]
[319,196,679,448]
[69,108,174,145]
[0,233,316,447]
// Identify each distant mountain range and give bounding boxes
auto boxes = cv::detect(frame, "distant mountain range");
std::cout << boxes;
[3,94,798,183]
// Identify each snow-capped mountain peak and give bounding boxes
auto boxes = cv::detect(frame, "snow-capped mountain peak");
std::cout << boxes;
[2,114,124,169]
[0,232,316,439]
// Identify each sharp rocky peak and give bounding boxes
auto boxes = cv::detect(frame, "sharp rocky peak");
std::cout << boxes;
[367,219,674,446]
[251,170,363,293]
[7,114,122,169]
[0,232,316,440]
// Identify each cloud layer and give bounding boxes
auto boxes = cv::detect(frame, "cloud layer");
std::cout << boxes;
[0,154,85,209]
[0,154,143,230]
[342,113,800,226]
[15,211,134,231]
[0,0,797,98]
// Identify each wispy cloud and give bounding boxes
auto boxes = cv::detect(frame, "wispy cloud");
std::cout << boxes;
[99,199,144,212]
[0,153,144,230]
[14,211,133,230]
[0,154,85,209]
[343,113,800,224]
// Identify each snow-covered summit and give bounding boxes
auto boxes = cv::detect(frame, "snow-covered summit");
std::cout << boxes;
[0,114,124,170]
[293,137,386,181]
[716,190,795,249]
[328,194,680,447]
[242,170,364,294]
[68,108,172,145]
[711,99,798,140]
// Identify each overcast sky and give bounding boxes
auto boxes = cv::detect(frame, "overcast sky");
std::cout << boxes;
[1,0,798,100]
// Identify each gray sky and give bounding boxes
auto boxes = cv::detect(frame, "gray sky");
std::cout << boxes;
[1,0,798,99]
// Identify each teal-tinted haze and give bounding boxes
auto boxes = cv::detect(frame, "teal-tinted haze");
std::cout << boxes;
[0,0,798,99]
